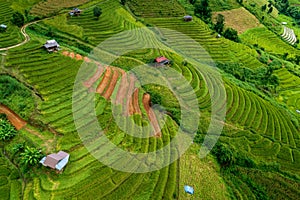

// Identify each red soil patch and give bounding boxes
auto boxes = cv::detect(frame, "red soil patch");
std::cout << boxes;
[0,104,27,130]
[83,64,105,88]
[75,54,83,60]
[126,75,136,116]
[62,51,69,56]
[69,52,75,59]
[142,94,161,137]
[96,67,112,95]
[84,57,91,63]
[114,73,129,105]
[132,88,141,115]
[102,68,121,100]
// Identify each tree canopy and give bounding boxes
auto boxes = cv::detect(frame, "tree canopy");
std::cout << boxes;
[93,6,102,19]
[11,12,25,27]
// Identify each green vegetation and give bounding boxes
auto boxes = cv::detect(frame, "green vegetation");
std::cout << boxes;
[93,6,102,19]
[223,27,239,42]
[0,117,17,141]
[11,12,25,27]
[0,75,35,120]
[19,146,43,167]
[0,0,299,199]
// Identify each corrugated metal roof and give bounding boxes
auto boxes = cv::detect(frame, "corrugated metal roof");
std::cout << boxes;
[41,151,69,170]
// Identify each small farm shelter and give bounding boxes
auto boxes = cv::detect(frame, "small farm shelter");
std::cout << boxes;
[184,15,193,22]
[69,8,82,16]
[43,40,60,52]
[40,151,70,171]
[0,24,7,29]
[282,22,287,25]
[184,185,194,194]
[154,56,170,65]
[296,110,300,114]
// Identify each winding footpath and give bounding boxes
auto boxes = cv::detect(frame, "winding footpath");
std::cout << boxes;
[0,20,39,51]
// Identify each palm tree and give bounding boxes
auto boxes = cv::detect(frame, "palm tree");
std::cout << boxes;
[20,146,43,167]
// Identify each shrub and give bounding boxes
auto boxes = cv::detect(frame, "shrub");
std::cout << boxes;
[223,28,239,42]
[0,118,17,141]
[11,12,25,27]
[20,146,43,167]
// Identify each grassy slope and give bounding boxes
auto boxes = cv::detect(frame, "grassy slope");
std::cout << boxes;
[179,144,229,199]
[212,7,263,34]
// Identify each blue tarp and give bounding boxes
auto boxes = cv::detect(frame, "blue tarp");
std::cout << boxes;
[184,185,194,195]
[55,155,69,171]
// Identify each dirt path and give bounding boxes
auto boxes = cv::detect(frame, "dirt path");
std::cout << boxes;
[0,20,40,51]
[142,94,161,137]
[0,104,27,130]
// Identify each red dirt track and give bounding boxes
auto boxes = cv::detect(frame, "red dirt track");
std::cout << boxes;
[115,73,128,105]
[96,67,112,94]
[142,94,161,137]
[132,88,141,115]
[102,68,120,100]
[0,104,27,130]
[126,75,136,116]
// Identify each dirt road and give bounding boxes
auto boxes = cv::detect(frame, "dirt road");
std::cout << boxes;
[0,104,27,130]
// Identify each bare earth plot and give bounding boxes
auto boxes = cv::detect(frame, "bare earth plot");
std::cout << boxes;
[213,7,262,34]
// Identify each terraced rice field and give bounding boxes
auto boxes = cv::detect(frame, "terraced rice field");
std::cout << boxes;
[223,82,300,173]
[30,0,89,17]
[127,0,186,18]
[5,39,183,199]
[1,0,300,198]
[146,17,264,69]
[0,0,24,48]
[0,148,22,200]
[241,27,300,57]
[209,0,241,11]
[276,68,300,112]
[58,0,144,45]
[281,26,297,45]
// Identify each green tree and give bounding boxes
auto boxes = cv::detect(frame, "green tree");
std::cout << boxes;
[237,0,243,4]
[0,118,17,141]
[214,14,225,33]
[223,28,239,42]
[93,6,102,19]
[20,146,43,167]
[11,12,25,27]
[120,0,126,5]
[262,4,267,11]
[194,0,212,23]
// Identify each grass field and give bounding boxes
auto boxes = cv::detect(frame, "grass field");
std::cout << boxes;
[213,7,262,34]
